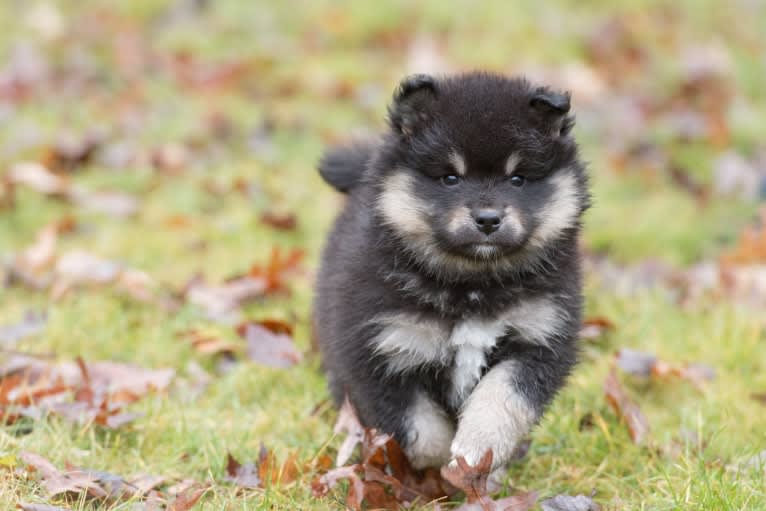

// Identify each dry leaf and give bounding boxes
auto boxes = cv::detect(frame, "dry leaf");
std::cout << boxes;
[333,396,365,467]
[0,310,46,347]
[541,494,601,511]
[224,452,261,490]
[580,317,615,340]
[241,322,302,369]
[260,211,297,231]
[604,368,650,444]
[17,504,69,511]
[616,349,716,391]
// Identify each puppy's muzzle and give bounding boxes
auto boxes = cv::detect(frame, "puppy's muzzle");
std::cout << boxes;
[472,209,502,235]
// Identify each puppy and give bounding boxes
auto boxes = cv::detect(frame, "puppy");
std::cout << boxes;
[314,72,589,475]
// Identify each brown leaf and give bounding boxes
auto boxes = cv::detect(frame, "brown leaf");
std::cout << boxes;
[751,392,766,405]
[241,322,302,368]
[167,485,208,511]
[20,451,107,499]
[441,451,493,506]
[541,494,601,511]
[224,452,261,490]
[616,349,716,391]
[249,246,304,294]
[260,211,297,231]
[185,275,267,323]
[334,396,365,467]
[604,368,650,444]
[178,329,241,357]
[42,132,103,173]
[579,317,615,341]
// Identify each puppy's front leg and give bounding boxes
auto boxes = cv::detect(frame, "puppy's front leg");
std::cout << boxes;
[449,360,536,470]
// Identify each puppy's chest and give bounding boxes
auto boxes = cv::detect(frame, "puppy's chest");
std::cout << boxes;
[372,299,562,407]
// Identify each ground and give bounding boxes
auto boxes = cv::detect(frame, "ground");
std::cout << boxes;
[1,0,765,509]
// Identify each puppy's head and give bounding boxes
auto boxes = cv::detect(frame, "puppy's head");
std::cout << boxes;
[375,72,589,276]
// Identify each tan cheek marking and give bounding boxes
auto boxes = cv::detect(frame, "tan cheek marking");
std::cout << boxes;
[448,151,467,176]
[505,152,522,176]
[447,206,472,234]
[502,205,525,234]
[529,170,580,248]
[377,172,431,237]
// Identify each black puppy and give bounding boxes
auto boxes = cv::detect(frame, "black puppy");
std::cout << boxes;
[314,72,589,476]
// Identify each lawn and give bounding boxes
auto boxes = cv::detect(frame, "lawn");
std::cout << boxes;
[1,0,765,509]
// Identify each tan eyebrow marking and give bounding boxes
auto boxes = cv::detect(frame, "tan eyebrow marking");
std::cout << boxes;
[505,152,522,176]
[448,151,467,176]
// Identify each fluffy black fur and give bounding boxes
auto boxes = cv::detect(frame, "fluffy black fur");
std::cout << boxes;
[315,72,590,470]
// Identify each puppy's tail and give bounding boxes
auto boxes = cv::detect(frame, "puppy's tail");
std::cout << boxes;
[318,139,377,193]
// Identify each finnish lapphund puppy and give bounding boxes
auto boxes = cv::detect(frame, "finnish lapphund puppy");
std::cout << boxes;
[315,72,589,479]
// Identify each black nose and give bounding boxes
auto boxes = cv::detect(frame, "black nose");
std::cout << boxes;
[473,209,501,234]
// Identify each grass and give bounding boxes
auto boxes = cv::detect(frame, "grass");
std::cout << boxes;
[1,0,766,509]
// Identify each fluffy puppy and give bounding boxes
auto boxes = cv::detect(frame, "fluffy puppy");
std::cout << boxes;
[314,72,590,474]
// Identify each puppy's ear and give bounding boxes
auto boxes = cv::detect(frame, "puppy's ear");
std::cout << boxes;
[530,88,574,137]
[388,74,438,137]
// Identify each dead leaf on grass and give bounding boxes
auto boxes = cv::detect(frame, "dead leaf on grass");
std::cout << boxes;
[0,310,46,347]
[185,275,266,323]
[17,504,70,511]
[580,317,615,341]
[616,349,715,390]
[334,396,365,467]
[540,494,601,511]
[604,368,650,444]
[249,246,304,294]
[260,211,297,231]
[240,322,302,369]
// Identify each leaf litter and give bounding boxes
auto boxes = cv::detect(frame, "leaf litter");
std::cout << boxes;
[314,396,539,510]
[0,354,174,429]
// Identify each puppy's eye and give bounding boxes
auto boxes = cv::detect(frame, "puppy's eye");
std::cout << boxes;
[441,174,461,186]
[510,175,526,187]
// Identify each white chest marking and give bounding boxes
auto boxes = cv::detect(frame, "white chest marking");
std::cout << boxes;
[371,298,568,404]
[448,318,504,407]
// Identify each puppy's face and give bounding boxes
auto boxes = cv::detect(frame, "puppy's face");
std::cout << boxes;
[376,73,588,275]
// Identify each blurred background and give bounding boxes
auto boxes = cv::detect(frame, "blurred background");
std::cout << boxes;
[1,1,765,509]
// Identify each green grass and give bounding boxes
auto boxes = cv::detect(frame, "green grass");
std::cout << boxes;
[1,0,766,509]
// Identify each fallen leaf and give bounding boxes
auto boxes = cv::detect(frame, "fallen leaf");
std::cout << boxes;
[604,368,650,444]
[240,322,302,369]
[334,396,365,467]
[42,132,103,173]
[167,484,208,511]
[751,392,766,405]
[441,451,493,506]
[540,494,601,511]
[0,310,46,347]
[616,349,716,390]
[224,452,261,490]
[249,246,304,294]
[185,275,267,323]
[71,189,139,218]
[17,504,70,511]
[152,143,189,173]
[178,329,241,357]
[260,211,297,231]
[20,451,107,499]
[580,317,615,340]
[7,162,69,197]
